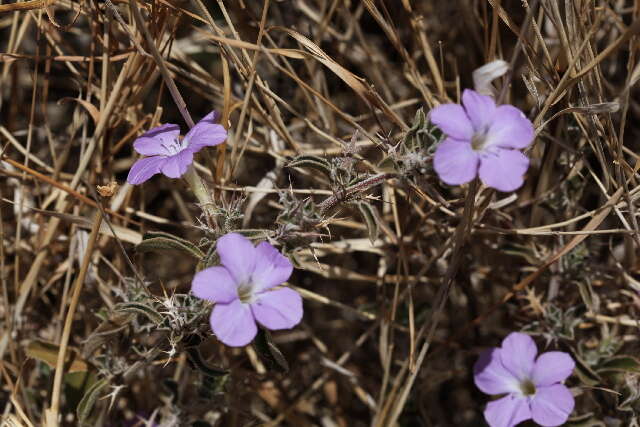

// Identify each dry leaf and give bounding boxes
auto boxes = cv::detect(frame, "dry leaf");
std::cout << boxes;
[26,340,88,372]
[97,181,118,197]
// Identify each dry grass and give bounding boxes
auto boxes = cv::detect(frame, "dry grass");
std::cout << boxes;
[2,0,640,425]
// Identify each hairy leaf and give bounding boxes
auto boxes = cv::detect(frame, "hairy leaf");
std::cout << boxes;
[253,329,289,373]
[26,340,88,372]
[598,356,640,374]
[287,155,332,177]
[114,302,163,324]
[357,202,379,244]
[76,377,109,424]
[186,347,229,377]
[137,232,205,259]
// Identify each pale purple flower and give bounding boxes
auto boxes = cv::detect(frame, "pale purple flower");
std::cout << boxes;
[474,332,575,427]
[127,111,227,185]
[430,89,534,192]
[191,233,303,347]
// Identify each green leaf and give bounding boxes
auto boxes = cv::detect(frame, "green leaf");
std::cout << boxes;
[136,232,205,259]
[573,354,601,387]
[618,372,640,411]
[564,413,606,426]
[198,242,218,271]
[143,230,203,248]
[114,302,162,324]
[186,347,229,377]
[597,355,640,374]
[287,155,332,177]
[253,329,289,373]
[228,229,272,240]
[377,155,398,173]
[575,280,599,313]
[402,108,427,151]
[410,108,426,131]
[83,313,134,357]
[26,340,88,372]
[76,377,109,424]
[198,372,229,400]
[64,371,99,415]
[357,202,379,244]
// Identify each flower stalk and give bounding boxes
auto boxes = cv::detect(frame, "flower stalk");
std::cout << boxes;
[183,165,215,216]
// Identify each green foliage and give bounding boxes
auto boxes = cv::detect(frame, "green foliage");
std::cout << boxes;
[356,201,380,244]
[253,329,289,373]
[136,231,206,259]
[76,377,110,425]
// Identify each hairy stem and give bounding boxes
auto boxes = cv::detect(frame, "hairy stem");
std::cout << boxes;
[318,173,396,215]
[184,166,214,216]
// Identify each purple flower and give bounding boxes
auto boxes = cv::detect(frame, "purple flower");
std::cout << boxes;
[191,233,303,347]
[127,111,227,185]
[474,332,575,427]
[430,89,534,192]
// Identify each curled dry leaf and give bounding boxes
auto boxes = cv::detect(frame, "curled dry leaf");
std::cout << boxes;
[97,181,118,197]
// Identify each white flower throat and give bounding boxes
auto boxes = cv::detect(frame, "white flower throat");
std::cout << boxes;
[161,137,187,155]
[471,125,492,151]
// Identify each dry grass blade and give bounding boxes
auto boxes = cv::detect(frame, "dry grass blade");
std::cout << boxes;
[272,27,408,130]
[46,210,102,426]
[2,0,640,425]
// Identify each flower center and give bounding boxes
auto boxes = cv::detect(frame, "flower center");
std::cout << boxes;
[161,137,186,155]
[519,379,536,396]
[238,282,255,304]
[471,132,488,151]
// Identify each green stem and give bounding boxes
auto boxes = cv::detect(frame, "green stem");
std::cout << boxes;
[183,166,214,217]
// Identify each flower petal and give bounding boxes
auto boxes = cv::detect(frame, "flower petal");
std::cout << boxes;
[478,148,529,192]
[133,124,181,156]
[486,105,534,149]
[217,233,256,284]
[484,395,532,427]
[530,384,575,426]
[184,111,227,152]
[474,348,520,395]
[251,242,294,293]
[251,287,303,330]
[499,332,538,381]
[532,351,575,387]
[209,299,257,347]
[160,150,193,179]
[433,138,480,186]
[127,156,167,185]
[429,104,473,140]
[462,89,496,131]
[191,266,238,304]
